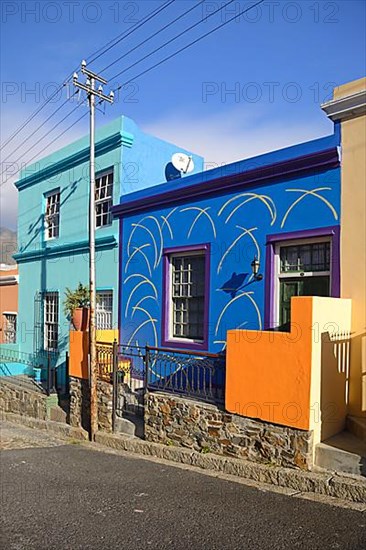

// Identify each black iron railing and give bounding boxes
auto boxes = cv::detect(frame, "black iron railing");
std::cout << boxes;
[0,346,60,395]
[146,346,225,404]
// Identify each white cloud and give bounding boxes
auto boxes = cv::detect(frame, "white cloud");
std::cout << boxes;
[0,102,334,230]
[0,103,88,230]
[142,105,333,167]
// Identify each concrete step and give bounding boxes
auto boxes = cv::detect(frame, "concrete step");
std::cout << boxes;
[114,417,136,436]
[347,416,366,441]
[315,431,366,477]
[0,375,45,394]
[49,406,67,423]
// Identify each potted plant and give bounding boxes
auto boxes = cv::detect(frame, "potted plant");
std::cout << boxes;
[63,283,91,331]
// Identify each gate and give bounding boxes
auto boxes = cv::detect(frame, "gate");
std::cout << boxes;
[96,341,146,434]
[96,341,226,435]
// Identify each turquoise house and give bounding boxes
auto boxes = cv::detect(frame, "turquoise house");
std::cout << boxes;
[12,116,203,388]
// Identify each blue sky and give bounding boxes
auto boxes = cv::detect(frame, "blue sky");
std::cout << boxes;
[1,0,365,228]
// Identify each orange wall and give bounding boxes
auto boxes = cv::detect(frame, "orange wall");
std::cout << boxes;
[0,268,18,344]
[69,329,119,379]
[226,296,352,443]
[226,298,313,430]
[69,330,89,379]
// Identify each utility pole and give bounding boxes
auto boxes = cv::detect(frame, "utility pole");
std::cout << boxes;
[73,61,114,440]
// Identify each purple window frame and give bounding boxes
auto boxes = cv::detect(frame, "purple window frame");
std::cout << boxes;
[162,244,211,351]
[264,226,340,329]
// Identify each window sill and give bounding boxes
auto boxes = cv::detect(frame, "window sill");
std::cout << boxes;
[161,338,208,352]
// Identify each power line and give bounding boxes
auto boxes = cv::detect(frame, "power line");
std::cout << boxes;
[107,0,237,81]
[2,0,264,188]
[1,0,196,169]
[1,83,68,151]
[2,103,86,187]
[89,0,176,65]
[1,95,77,164]
[0,0,175,151]
[100,0,205,74]
[111,0,265,90]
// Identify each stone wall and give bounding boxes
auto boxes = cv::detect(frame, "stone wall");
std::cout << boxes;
[0,380,47,420]
[69,376,113,433]
[145,392,314,470]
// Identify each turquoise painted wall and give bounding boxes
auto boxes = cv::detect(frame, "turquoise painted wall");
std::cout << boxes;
[14,115,203,385]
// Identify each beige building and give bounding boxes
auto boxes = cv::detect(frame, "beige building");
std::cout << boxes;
[322,77,366,421]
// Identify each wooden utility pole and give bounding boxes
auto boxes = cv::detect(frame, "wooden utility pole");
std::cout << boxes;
[72,61,114,440]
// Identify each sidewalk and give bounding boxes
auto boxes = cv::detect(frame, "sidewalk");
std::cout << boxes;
[1,411,365,507]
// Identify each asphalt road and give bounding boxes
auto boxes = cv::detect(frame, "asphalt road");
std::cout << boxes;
[1,426,366,550]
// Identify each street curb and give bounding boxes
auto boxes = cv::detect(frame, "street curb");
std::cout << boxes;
[94,432,366,505]
[2,412,365,505]
[1,411,89,441]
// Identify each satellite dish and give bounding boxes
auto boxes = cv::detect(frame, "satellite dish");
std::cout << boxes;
[171,153,194,174]
[165,162,182,182]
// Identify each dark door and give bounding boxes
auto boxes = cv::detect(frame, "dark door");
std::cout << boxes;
[279,276,330,330]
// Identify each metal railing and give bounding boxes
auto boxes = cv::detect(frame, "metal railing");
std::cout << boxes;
[0,346,60,395]
[96,341,114,382]
[146,346,225,404]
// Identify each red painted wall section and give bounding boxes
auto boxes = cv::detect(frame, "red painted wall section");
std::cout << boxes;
[0,267,18,344]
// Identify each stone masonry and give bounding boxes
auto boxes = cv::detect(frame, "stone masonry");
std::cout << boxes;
[145,392,314,470]
[69,376,113,433]
[0,380,48,420]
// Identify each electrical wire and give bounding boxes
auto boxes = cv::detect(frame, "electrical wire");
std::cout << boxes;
[110,0,265,91]
[1,95,77,164]
[2,102,86,186]
[0,0,176,151]
[89,0,176,65]
[2,0,264,188]
[1,0,199,168]
[100,0,205,74]
[107,0,237,80]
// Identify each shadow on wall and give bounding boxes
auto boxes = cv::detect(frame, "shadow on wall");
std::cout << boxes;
[220,272,254,299]
[19,179,81,254]
[320,331,351,440]
[349,331,366,417]
[321,329,366,436]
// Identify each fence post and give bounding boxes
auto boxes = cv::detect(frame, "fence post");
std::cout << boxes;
[144,345,149,390]
[112,339,118,433]
[65,351,70,396]
[47,351,51,396]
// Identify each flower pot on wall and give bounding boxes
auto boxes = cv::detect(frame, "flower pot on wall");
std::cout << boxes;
[72,307,90,331]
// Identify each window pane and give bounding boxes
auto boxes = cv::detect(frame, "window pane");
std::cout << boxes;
[44,292,59,351]
[96,291,113,330]
[280,242,330,273]
[4,314,17,344]
[45,191,60,239]
[95,171,113,227]
[171,253,205,340]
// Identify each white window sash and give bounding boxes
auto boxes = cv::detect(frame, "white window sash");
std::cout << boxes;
[44,292,59,351]
[96,291,113,330]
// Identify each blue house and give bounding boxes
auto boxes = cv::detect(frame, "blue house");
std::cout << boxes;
[12,116,203,386]
[113,129,341,353]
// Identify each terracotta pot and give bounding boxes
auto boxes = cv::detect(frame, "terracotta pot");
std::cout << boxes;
[72,307,90,331]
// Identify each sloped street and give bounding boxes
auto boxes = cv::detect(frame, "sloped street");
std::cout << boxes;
[1,421,365,550]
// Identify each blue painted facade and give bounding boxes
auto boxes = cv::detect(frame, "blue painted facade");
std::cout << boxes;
[114,130,341,353]
[12,116,203,383]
